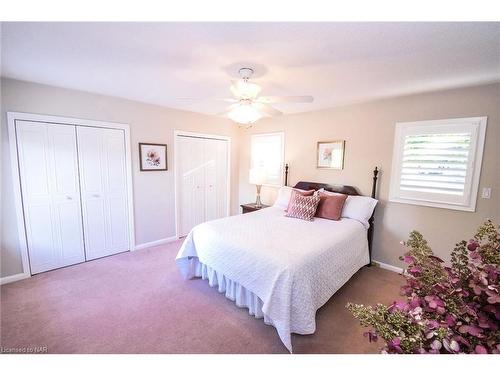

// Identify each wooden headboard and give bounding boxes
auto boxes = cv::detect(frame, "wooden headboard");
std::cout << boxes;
[285,165,379,267]
[292,181,360,196]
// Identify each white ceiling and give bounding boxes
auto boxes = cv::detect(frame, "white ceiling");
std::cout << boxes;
[2,22,499,115]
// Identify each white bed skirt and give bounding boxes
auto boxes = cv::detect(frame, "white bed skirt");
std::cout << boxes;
[189,257,275,326]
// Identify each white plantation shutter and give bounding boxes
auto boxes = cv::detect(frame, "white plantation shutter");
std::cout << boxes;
[251,132,285,186]
[401,133,470,195]
[389,117,487,211]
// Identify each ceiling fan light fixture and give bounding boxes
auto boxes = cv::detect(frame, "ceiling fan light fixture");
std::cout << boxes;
[231,80,262,99]
[227,103,263,125]
[184,66,312,122]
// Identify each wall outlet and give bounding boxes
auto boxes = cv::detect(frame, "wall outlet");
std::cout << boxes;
[481,187,492,199]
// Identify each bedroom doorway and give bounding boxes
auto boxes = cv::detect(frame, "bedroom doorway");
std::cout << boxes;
[174,131,231,237]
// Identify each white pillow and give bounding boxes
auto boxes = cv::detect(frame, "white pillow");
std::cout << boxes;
[318,188,341,196]
[318,188,377,228]
[273,186,313,210]
[273,186,294,209]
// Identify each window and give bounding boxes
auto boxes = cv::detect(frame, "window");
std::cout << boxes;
[250,132,285,186]
[389,117,487,211]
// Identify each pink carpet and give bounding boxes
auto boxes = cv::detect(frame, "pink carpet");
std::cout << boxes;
[0,240,402,353]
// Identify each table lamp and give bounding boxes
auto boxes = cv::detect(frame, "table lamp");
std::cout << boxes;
[249,167,268,208]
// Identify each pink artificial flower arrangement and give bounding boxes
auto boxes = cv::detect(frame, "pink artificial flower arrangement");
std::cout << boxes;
[347,220,499,354]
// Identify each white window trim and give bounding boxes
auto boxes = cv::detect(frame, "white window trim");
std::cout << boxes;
[250,131,285,187]
[389,116,487,212]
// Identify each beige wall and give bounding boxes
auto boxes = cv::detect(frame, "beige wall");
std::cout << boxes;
[2,78,498,278]
[239,83,500,267]
[1,78,240,277]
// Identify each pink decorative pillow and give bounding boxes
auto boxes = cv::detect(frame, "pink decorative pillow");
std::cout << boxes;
[286,189,315,212]
[315,192,347,220]
[285,192,320,221]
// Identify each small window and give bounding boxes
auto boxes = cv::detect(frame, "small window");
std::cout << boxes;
[251,132,285,186]
[389,117,487,211]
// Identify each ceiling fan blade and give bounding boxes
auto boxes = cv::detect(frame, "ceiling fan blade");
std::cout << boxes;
[253,102,283,117]
[256,95,314,104]
[230,80,242,99]
[177,97,238,103]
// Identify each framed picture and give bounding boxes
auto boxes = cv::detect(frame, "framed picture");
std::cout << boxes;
[316,140,345,169]
[139,143,167,171]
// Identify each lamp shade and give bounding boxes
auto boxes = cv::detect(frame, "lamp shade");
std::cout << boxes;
[249,167,268,185]
[230,80,262,99]
[227,103,263,124]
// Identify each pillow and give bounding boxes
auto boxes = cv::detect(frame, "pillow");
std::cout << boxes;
[315,192,347,220]
[273,186,293,209]
[273,186,314,210]
[318,188,378,228]
[285,192,320,221]
[286,189,315,212]
[341,195,378,228]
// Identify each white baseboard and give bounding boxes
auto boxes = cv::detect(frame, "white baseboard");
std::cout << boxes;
[0,272,31,285]
[372,260,404,274]
[134,236,179,251]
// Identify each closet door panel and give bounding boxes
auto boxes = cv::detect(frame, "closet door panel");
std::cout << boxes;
[16,121,85,274]
[25,203,58,273]
[107,195,129,248]
[204,139,217,222]
[77,130,104,193]
[177,135,229,237]
[17,125,51,197]
[192,141,206,230]
[178,136,205,236]
[77,126,129,260]
[83,198,108,255]
[215,140,228,219]
[103,130,129,250]
[50,127,81,195]
[203,138,228,221]
[48,125,86,264]
[18,123,59,273]
[55,201,86,263]
[77,127,107,260]
[106,133,127,189]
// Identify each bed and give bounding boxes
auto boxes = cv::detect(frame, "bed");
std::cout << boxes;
[176,167,379,352]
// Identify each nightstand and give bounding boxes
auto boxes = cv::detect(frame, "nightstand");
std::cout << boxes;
[240,203,270,214]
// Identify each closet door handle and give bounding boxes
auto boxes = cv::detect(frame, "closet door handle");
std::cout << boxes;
[66,195,73,200]
[92,194,100,198]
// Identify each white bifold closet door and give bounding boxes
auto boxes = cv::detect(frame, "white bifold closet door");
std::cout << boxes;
[77,127,130,260]
[16,121,86,274]
[177,135,228,237]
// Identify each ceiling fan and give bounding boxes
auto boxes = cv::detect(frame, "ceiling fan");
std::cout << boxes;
[181,68,313,125]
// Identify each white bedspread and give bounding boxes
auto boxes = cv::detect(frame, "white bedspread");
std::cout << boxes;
[176,206,369,352]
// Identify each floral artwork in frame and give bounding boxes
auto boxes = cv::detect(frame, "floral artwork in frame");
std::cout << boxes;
[139,143,167,171]
[316,140,345,169]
